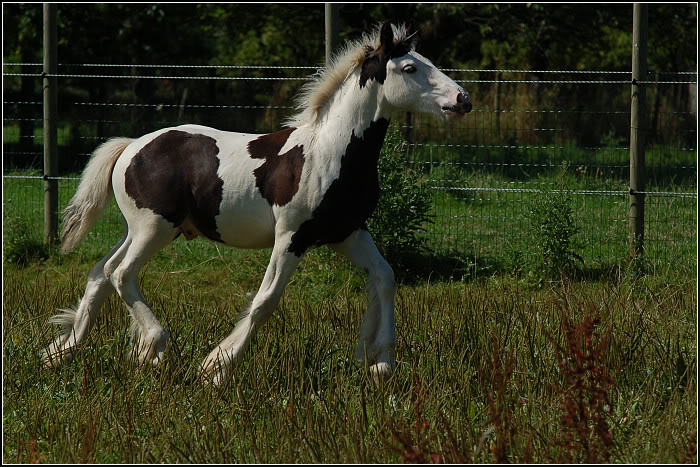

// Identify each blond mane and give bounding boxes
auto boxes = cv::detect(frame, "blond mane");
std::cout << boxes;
[285,23,414,128]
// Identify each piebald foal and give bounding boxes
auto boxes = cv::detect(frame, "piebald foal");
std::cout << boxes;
[43,23,471,385]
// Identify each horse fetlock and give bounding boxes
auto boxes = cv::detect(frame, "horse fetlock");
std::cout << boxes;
[354,337,396,364]
[354,339,378,363]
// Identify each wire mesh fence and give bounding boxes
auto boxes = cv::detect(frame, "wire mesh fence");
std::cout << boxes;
[3,64,697,272]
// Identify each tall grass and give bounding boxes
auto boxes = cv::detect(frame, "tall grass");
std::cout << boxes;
[3,251,696,463]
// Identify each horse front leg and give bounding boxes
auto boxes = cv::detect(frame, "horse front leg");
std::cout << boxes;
[331,229,397,383]
[201,231,302,386]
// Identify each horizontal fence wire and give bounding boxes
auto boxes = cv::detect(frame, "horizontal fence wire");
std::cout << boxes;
[4,174,695,198]
[4,72,695,85]
[4,101,699,120]
[3,64,697,271]
[4,63,696,84]
[3,72,314,81]
[3,62,321,69]
[5,62,697,74]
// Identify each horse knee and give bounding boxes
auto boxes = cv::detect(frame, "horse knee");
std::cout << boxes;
[103,235,131,280]
[103,257,120,282]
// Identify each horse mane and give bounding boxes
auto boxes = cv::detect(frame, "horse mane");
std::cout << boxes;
[285,23,415,128]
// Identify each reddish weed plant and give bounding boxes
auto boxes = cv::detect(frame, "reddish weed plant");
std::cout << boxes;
[388,372,472,464]
[550,310,614,463]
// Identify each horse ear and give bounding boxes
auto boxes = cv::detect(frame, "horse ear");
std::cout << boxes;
[360,22,394,87]
[379,22,394,54]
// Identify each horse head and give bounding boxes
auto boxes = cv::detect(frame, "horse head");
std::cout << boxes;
[362,22,472,120]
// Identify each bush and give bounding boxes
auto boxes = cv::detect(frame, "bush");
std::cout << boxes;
[525,164,584,282]
[3,215,52,266]
[366,125,433,260]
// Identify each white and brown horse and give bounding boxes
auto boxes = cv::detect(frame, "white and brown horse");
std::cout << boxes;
[43,23,471,385]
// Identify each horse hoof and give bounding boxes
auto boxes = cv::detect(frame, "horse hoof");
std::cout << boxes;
[199,355,229,387]
[149,349,167,367]
[210,371,229,388]
[200,364,229,388]
[41,350,73,369]
[132,328,169,366]
[370,362,393,384]
[41,342,74,368]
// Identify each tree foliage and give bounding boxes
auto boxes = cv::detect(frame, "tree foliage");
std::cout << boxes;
[5,3,695,81]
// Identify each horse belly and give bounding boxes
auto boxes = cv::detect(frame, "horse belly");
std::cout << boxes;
[215,196,275,249]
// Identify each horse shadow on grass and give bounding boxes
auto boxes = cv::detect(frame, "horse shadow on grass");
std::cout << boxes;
[384,247,628,286]
[383,248,504,285]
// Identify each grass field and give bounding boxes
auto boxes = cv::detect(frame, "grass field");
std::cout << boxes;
[2,243,697,463]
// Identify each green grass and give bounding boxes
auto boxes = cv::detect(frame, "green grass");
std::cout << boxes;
[3,123,79,148]
[422,168,696,277]
[2,250,697,463]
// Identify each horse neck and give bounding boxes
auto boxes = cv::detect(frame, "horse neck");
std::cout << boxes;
[312,71,391,157]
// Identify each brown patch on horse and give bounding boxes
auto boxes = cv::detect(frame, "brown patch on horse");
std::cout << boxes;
[248,127,295,158]
[248,127,305,206]
[124,130,224,242]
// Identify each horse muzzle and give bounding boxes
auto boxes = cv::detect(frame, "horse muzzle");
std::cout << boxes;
[442,91,472,117]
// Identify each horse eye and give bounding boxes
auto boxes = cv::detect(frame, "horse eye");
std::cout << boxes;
[402,64,417,74]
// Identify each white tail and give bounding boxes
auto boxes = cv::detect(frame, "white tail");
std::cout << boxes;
[60,137,133,254]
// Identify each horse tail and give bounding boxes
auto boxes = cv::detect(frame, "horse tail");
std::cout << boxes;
[60,137,134,254]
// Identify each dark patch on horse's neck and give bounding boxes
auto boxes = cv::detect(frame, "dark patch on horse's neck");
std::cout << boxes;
[248,128,305,207]
[287,118,391,256]
[360,52,387,88]
[248,127,295,160]
[359,42,412,88]
[124,130,224,242]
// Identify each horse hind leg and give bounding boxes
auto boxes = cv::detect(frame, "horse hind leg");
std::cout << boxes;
[108,218,177,367]
[42,230,129,368]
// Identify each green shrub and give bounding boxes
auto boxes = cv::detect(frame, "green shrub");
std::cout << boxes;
[525,163,584,282]
[367,125,433,260]
[3,215,52,266]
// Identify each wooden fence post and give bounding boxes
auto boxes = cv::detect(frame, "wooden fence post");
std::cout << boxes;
[43,3,58,245]
[629,3,648,257]
[325,3,339,67]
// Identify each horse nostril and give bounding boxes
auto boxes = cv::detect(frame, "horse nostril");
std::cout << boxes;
[457,92,465,104]
[464,101,472,113]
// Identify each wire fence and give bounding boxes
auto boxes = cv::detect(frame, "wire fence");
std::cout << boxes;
[3,63,697,272]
